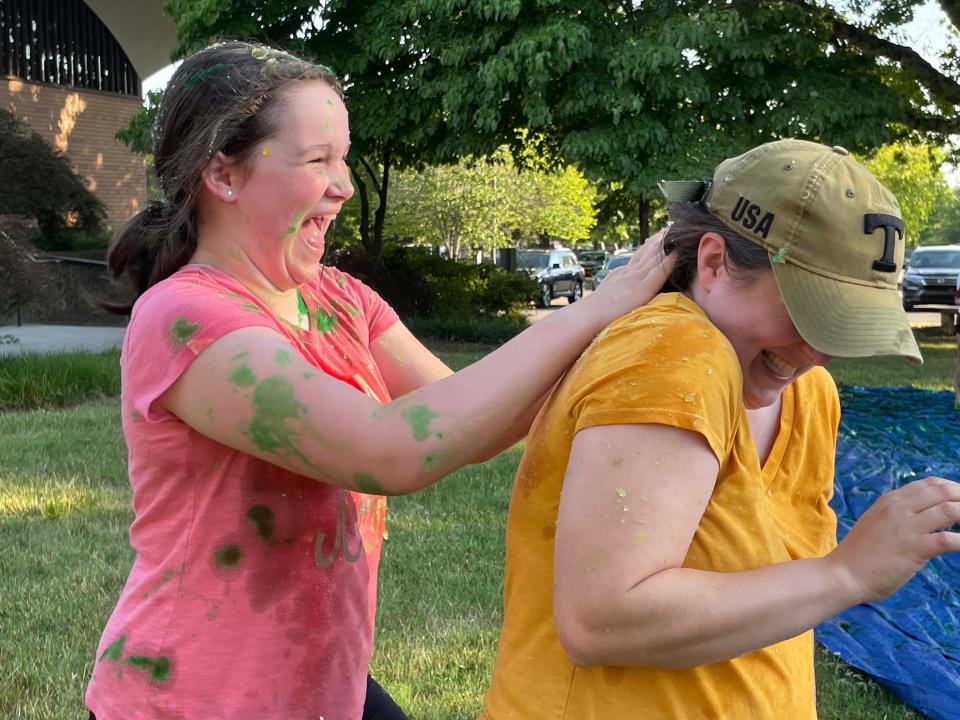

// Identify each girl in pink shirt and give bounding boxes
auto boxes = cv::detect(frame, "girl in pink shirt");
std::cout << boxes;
[85,41,674,720]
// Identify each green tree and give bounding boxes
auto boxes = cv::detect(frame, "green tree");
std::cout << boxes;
[0,110,106,250]
[385,151,596,259]
[860,142,952,246]
[386,159,504,262]
[164,0,960,244]
[918,186,960,245]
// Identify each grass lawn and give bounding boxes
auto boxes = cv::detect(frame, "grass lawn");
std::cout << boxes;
[2,331,952,719]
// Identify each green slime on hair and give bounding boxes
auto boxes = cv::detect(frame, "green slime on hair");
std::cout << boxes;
[402,404,438,442]
[169,316,201,348]
[184,63,230,90]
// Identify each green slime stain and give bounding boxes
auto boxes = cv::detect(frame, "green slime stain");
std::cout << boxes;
[340,301,361,318]
[125,655,172,682]
[284,210,307,237]
[403,404,438,442]
[184,63,230,90]
[312,307,339,334]
[215,544,243,567]
[247,376,307,458]
[246,504,275,540]
[229,365,257,388]
[354,473,387,495]
[99,635,126,662]
[169,316,201,348]
[275,349,292,366]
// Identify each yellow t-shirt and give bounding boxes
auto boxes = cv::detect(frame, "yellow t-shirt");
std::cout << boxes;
[482,293,840,720]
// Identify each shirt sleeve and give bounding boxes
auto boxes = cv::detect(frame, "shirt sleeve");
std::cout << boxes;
[340,270,400,342]
[122,273,279,423]
[566,300,743,467]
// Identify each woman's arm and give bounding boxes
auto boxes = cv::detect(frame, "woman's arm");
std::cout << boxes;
[160,239,673,496]
[553,423,960,669]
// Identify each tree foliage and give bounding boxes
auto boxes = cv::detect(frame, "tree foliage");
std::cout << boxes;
[162,0,960,243]
[859,142,952,246]
[918,186,960,245]
[385,151,596,259]
[0,110,106,250]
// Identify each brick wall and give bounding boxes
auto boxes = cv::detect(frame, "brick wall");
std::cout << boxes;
[2,78,147,232]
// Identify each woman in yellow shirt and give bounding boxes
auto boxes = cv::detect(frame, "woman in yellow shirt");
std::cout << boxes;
[482,139,960,719]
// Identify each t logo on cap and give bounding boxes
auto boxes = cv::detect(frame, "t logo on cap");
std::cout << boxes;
[865,213,904,273]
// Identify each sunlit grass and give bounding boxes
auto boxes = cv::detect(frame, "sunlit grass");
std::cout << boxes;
[1,335,949,719]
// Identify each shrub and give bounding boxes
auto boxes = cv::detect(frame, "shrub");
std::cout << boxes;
[0,110,106,251]
[404,314,530,345]
[379,245,536,318]
[0,218,61,321]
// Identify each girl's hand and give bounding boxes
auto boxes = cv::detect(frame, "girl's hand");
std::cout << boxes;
[828,476,960,603]
[581,229,673,324]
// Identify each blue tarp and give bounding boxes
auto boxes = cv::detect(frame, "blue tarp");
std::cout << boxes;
[816,386,960,720]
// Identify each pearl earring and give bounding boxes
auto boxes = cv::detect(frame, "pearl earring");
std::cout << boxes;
[225,190,234,198]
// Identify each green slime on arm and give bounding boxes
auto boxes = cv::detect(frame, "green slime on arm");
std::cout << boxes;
[354,473,387,495]
[402,404,438,442]
[246,376,309,463]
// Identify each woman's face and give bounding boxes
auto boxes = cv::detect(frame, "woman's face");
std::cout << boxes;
[694,235,832,410]
[231,80,354,288]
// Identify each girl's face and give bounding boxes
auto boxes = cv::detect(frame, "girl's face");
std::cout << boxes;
[231,80,354,289]
[694,236,832,410]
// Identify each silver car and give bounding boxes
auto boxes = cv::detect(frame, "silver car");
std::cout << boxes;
[902,245,960,310]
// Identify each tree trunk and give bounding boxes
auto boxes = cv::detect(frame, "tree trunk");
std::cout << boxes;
[351,167,372,254]
[638,197,651,240]
[372,145,392,259]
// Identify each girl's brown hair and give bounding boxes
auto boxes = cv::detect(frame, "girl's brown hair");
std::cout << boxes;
[106,42,341,313]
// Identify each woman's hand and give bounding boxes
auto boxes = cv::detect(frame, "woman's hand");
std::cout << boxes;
[578,229,673,327]
[828,476,960,603]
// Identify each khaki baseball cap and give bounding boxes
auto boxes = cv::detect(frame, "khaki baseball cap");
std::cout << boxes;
[660,139,921,364]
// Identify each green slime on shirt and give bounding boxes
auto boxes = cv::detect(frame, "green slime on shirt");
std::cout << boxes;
[169,316,201,348]
[246,504,275,540]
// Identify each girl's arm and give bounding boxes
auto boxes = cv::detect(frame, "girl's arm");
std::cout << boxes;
[160,239,673,496]
[371,320,547,463]
[552,423,960,669]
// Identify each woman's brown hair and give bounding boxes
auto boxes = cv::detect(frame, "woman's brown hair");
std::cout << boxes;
[106,42,341,313]
[662,202,771,290]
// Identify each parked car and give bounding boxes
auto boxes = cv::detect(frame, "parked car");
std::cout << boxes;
[591,253,631,290]
[518,249,586,308]
[575,249,608,278]
[901,245,960,310]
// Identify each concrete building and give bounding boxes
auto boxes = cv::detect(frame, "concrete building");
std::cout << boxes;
[1,0,177,231]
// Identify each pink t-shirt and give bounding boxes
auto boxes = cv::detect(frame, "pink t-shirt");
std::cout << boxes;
[86,265,399,719]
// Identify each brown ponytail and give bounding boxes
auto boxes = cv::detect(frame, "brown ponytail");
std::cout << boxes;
[106,41,341,313]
